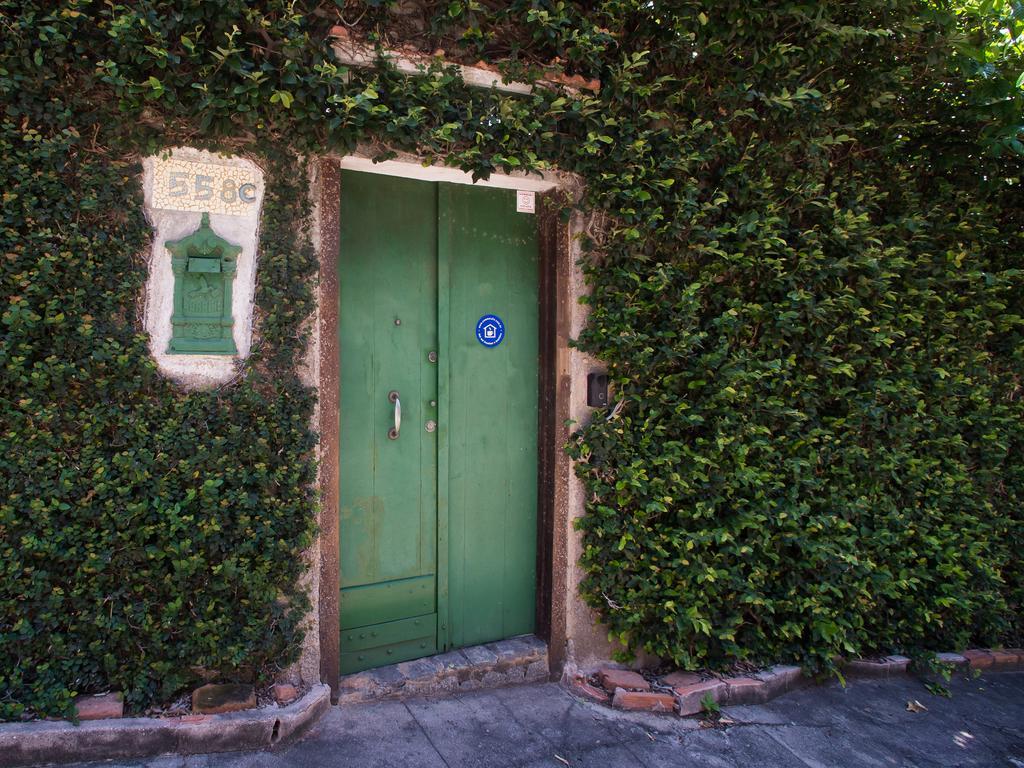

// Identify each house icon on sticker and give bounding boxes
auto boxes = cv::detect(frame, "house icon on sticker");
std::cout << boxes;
[476,314,505,347]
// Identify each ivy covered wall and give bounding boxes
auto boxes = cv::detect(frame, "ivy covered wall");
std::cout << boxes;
[0,0,1021,719]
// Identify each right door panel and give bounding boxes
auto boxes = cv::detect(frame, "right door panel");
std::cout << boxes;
[440,183,539,649]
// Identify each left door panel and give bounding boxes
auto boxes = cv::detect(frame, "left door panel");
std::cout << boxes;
[338,170,439,673]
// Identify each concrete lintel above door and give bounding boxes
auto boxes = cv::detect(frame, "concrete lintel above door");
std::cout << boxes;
[338,154,564,193]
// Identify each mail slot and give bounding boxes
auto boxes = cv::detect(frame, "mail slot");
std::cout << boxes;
[187,256,222,273]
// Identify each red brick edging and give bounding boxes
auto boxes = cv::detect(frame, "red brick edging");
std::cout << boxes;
[0,684,331,768]
[572,648,1024,717]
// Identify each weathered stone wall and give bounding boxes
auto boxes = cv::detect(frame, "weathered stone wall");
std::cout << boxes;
[562,209,619,672]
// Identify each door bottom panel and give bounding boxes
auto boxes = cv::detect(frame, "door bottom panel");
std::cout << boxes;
[340,614,438,674]
[340,574,436,630]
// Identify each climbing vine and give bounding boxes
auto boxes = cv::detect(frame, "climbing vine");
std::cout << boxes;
[0,0,1021,718]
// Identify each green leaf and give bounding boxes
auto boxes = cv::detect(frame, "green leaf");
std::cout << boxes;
[271,90,294,108]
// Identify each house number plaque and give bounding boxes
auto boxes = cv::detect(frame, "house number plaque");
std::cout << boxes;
[152,157,258,216]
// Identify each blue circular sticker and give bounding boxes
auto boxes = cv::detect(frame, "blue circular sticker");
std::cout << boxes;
[476,314,505,348]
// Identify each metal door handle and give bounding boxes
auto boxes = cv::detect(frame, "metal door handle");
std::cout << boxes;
[388,390,401,439]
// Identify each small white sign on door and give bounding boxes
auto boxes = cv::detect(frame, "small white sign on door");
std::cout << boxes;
[516,190,536,214]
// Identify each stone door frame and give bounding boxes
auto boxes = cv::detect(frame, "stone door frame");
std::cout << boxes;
[314,154,579,700]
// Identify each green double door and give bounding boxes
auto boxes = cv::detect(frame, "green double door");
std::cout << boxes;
[338,170,539,673]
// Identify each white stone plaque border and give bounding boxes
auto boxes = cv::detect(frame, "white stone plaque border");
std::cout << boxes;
[141,147,264,388]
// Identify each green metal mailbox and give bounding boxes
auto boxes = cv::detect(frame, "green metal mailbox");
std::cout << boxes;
[166,212,240,355]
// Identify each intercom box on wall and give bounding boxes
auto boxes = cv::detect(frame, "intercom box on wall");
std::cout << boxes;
[587,372,609,408]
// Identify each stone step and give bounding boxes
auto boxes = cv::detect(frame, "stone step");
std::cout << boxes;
[337,635,549,704]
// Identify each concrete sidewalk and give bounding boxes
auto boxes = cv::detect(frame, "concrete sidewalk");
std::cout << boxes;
[72,672,1023,768]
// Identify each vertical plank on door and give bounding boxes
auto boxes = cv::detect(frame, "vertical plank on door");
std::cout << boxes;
[436,184,452,651]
